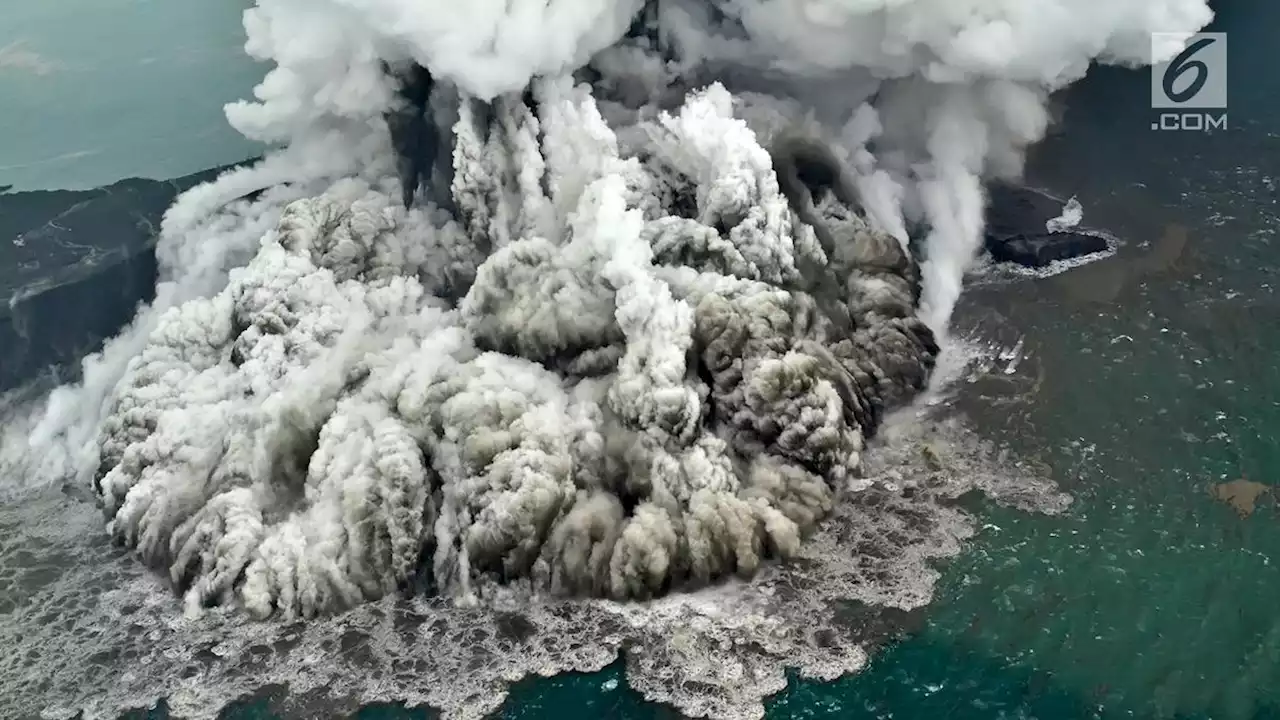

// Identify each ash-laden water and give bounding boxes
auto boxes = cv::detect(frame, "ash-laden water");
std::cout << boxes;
[0,0,1214,717]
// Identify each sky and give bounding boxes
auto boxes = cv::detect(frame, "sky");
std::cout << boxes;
[0,0,261,191]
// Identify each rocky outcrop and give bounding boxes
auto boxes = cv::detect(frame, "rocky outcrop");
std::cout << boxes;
[984,183,1108,268]
[986,230,1109,267]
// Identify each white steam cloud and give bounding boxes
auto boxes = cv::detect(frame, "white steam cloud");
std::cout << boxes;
[82,79,937,619]
[5,0,1210,634]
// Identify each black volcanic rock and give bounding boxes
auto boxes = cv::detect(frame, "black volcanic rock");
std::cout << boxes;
[984,183,1108,268]
[0,163,250,392]
[985,231,1109,267]
[384,63,437,209]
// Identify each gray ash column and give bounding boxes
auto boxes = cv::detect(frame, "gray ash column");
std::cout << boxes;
[385,63,437,209]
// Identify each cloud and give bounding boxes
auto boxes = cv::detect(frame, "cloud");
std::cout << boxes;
[0,40,57,76]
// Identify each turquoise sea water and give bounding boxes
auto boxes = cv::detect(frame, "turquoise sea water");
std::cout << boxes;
[189,4,1280,718]
[0,0,260,191]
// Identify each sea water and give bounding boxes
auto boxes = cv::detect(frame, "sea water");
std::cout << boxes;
[0,0,260,192]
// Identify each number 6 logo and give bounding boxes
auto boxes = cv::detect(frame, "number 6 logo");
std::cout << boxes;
[1163,37,1215,103]
[1151,32,1227,110]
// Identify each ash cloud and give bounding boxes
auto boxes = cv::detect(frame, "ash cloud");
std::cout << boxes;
[1,0,1211,674]
[91,79,937,618]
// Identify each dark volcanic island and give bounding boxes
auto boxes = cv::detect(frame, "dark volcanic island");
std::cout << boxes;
[0,165,250,394]
[983,182,1110,267]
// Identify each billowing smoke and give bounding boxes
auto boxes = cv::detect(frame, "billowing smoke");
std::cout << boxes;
[88,79,936,618]
[6,0,1211,624]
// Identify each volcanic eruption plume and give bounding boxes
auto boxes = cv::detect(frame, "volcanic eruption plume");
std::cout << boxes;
[8,0,1213,623]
